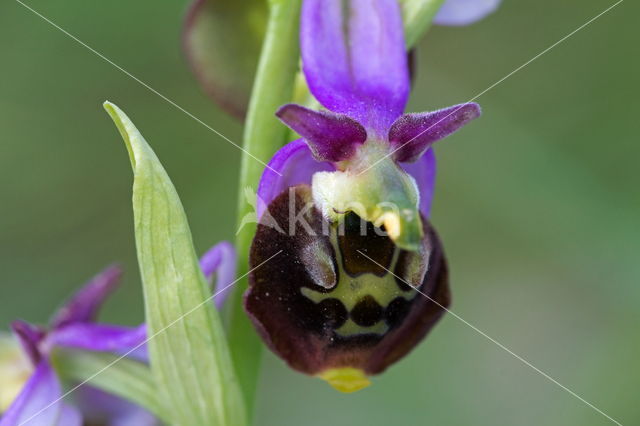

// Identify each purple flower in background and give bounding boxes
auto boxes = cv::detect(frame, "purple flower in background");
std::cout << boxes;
[245,0,480,392]
[0,240,236,425]
[0,266,149,426]
[435,0,502,26]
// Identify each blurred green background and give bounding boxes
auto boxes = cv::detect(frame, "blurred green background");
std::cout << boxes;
[1,0,638,425]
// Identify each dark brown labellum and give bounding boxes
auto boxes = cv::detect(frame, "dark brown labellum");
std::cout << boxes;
[245,185,450,390]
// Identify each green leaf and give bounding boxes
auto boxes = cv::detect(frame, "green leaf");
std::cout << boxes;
[52,349,168,421]
[399,0,447,47]
[230,0,302,413]
[104,102,246,426]
[183,0,267,119]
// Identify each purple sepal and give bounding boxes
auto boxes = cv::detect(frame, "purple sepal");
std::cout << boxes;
[301,0,409,134]
[401,149,436,217]
[0,360,62,426]
[434,0,502,26]
[50,324,147,353]
[256,139,334,219]
[51,265,122,329]
[276,104,367,162]
[11,320,46,366]
[199,241,237,308]
[389,103,481,162]
[58,404,82,426]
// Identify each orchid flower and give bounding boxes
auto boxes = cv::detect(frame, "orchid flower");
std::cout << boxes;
[3,0,502,421]
[0,266,148,426]
[244,0,480,392]
[0,241,236,425]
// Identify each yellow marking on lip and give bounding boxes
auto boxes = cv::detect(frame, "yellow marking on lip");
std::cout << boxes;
[300,223,419,336]
[318,368,371,393]
[334,318,388,337]
[300,270,414,312]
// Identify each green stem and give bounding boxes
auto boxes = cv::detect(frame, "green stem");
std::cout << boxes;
[53,349,169,421]
[229,0,302,416]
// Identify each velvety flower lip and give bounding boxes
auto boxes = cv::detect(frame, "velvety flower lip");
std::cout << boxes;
[434,0,502,26]
[246,186,450,390]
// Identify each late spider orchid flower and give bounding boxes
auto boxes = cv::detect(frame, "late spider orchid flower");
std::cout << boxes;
[0,240,236,426]
[0,266,148,426]
[244,0,480,393]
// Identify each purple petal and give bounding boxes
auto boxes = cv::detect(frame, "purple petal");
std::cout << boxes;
[434,0,501,26]
[256,139,334,219]
[401,148,436,217]
[51,265,122,329]
[49,324,146,353]
[388,103,481,163]
[276,104,367,162]
[0,361,62,426]
[301,0,409,135]
[57,405,82,426]
[199,241,237,308]
[11,321,46,366]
